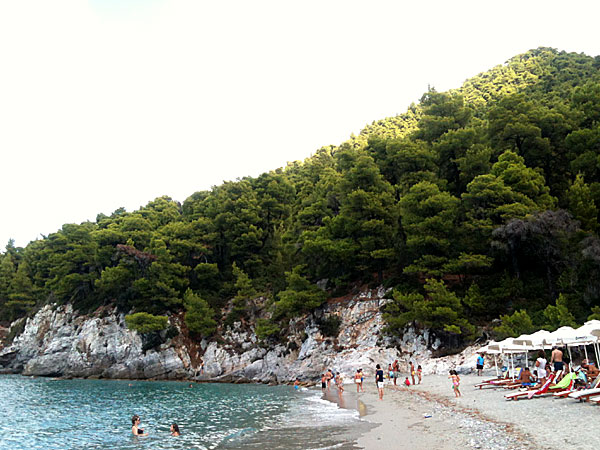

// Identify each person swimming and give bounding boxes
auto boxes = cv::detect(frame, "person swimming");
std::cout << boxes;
[170,423,180,436]
[131,415,147,436]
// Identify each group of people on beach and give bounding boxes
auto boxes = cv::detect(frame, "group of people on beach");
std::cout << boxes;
[318,361,424,401]
[131,415,180,438]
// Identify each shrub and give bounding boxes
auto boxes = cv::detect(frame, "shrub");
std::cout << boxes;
[255,318,280,340]
[317,315,342,337]
[125,312,169,334]
[493,309,535,339]
[183,289,217,337]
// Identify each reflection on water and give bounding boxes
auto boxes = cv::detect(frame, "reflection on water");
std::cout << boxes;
[0,376,369,450]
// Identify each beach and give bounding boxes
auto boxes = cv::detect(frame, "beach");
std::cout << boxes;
[348,372,597,450]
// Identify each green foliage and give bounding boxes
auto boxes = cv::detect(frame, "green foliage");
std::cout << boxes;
[183,289,217,337]
[494,310,535,339]
[255,318,281,341]
[588,306,600,321]
[566,174,598,231]
[542,294,577,330]
[273,266,327,319]
[3,47,600,350]
[125,312,169,334]
[384,279,475,337]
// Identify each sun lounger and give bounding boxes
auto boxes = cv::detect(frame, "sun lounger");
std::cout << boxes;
[554,371,599,398]
[568,387,600,402]
[475,378,515,389]
[504,373,557,401]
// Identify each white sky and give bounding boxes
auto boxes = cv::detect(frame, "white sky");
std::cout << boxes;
[1,0,599,248]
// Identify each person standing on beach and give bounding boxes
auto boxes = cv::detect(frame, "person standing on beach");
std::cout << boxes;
[476,353,485,376]
[417,365,422,384]
[359,368,364,392]
[321,374,327,391]
[375,364,385,400]
[409,361,416,385]
[354,369,362,393]
[392,360,399,385]
[550,347,564,372]
[535,350,547,382]
[337,373,344,394]
[449,370,461,397]
[326,369,333,390]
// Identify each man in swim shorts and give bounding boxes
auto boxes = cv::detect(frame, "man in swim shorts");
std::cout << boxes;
[551,347,564,372]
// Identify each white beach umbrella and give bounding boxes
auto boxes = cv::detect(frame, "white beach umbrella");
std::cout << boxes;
[513,330,552,349]
[487,338,533,379]
[573,321,600,362]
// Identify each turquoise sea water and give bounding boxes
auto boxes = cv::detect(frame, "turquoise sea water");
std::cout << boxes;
[0,376,367,450]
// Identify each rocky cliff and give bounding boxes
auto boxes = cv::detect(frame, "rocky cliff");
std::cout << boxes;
[0,287,484,382]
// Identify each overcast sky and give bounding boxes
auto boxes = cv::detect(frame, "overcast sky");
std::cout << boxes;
[1,0,599,248]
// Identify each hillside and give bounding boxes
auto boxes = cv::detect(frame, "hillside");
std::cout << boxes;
[2,47,600,349]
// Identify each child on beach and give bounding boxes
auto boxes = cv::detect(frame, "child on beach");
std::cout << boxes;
[388,364,393,380]
[449,370,461,397]
[417,365,422,384]
[294,378,300,390]
[404,377,410,387]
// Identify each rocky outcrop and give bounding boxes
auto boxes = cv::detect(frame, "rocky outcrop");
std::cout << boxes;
[0,287,484,382]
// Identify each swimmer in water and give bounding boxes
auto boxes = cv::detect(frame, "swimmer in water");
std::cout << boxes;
[131,415,147,436]
[170,423,180,436]
[294,378,300,390]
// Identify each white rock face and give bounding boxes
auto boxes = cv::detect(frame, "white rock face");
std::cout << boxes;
[0,287,487,381]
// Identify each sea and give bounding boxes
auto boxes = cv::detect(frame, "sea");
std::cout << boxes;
[0,375,371,450]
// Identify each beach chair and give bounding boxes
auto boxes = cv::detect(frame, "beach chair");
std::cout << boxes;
[567,385,600,402]
[475,369,521,389]
[547,372,577,393]
[504,372,557,401]
[553,370,595,398]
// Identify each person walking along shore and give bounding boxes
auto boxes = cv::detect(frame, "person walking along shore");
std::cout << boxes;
[375,364,385,400]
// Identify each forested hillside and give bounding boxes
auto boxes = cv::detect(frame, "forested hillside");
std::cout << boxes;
[2,47,600,346]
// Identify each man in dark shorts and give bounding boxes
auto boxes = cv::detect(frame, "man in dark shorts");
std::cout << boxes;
[476,353,484,376]
[550,347,564,372]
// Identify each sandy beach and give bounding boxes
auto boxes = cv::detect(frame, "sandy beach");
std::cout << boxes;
[342,371,598,450]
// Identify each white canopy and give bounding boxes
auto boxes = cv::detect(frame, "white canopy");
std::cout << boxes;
[543,325,598,346]
[574,320,600,343]
[513,330,553,348]
[486,338,532,353]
